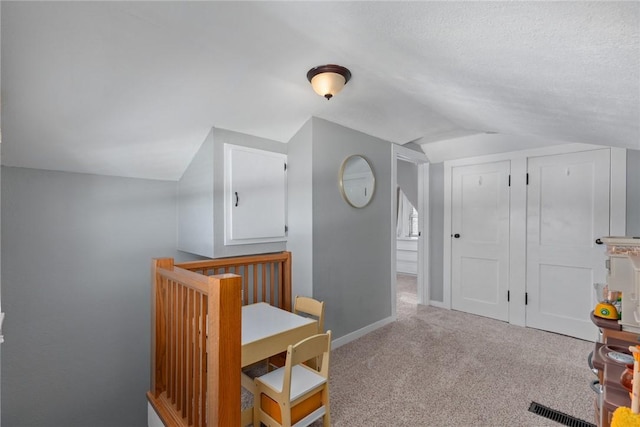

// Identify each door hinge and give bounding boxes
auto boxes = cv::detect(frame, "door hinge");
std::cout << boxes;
[507,290,510,302]
[285,225,288,233]
[508,175,511,187]
[525,292,528,305]
[526,173,529,185]
[284,162,287,171]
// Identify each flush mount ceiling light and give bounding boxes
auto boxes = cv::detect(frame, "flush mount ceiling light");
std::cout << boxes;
[307,64,352,100]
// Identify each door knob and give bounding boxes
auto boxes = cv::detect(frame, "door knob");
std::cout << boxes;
[595,238,603,245]
[453,233,460,238]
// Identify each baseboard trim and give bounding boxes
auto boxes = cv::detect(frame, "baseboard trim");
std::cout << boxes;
[331,315,395,350]
[147,401,165,427]
[429,300,448,309]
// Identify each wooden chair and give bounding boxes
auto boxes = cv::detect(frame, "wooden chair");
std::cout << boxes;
[269,296,325,370]
[253,331,332,427]
[293,296,325,334]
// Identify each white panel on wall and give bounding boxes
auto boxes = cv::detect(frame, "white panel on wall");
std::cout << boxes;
[224,144,287,245]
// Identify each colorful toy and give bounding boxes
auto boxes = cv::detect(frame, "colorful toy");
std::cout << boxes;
[611,346,640,426]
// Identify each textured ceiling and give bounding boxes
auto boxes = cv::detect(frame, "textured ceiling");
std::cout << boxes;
[1,1,638,180]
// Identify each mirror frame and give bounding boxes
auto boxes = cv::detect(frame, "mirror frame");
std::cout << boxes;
[339,155,376,208]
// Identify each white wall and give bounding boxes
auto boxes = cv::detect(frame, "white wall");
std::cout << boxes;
[627,149,640,236]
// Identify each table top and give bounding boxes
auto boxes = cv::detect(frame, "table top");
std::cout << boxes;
[242,302,316,346]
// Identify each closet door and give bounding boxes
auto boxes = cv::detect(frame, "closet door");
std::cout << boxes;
[526,149,610,341]
[451,161,511,321]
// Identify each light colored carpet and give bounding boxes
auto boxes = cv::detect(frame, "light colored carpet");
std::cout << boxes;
[247,274,596,426]
[328,274,595,426]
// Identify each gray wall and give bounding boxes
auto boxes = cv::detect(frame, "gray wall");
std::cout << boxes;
[429,162,445,302]
[397,159,417,208]
[2,167,179,427]
[287,120,314,298]
[627,149,640,236]
[310,118,392,338]
[177,129,214,256]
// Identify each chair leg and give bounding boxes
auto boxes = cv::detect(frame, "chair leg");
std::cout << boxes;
[323,411,330,426]
[323,389,331,426]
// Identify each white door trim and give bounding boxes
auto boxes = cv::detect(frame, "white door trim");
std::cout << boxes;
[443,143,626,325]
[610,147,627,236]
[391,145,429,319]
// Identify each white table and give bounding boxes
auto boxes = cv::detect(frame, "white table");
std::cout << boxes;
[241,303,317,425]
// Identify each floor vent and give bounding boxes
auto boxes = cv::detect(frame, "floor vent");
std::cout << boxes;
[528,402,595,427]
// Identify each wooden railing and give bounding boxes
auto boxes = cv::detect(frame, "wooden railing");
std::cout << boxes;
[176,251,292,311]
[147,251,292,427]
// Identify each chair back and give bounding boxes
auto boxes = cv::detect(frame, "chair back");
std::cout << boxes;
[254,331,332,427]
[280,331,332,416]
[286,331,331,380]
[294,296,325,334]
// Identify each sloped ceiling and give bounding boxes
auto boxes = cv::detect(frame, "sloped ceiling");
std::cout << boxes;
[1,1,638,180]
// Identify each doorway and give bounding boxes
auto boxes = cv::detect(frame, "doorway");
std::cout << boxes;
[396,272,418,319]
[391,145,429,319]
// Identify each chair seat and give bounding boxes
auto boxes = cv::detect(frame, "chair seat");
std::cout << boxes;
[258,365,326,401]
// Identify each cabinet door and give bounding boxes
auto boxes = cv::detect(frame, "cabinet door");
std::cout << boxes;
[225,144,287,245]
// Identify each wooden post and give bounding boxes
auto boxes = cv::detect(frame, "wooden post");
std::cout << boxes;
[207,273,242,427]
[151,258,174,397]
[283,251,292,311]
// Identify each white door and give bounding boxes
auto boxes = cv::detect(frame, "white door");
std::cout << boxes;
[526,149,610,341]
[451,161,511,321]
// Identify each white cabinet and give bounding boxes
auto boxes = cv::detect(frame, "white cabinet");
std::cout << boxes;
[224,144,287,245]
[396,238,418,275]
[177,128,287,258]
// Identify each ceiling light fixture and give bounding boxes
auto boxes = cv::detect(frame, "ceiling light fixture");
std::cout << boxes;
[307,64,352,100]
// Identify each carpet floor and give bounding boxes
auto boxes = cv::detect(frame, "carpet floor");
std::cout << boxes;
[327,274,595,426]
[248,274,596,426]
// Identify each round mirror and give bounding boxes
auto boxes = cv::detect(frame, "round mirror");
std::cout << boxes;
[339,155,375,208]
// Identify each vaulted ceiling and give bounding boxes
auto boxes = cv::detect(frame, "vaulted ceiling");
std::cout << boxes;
[1,1,638,180]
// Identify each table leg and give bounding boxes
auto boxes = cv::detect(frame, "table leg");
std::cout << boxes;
[241,372,257,426]
[241,407,253,427]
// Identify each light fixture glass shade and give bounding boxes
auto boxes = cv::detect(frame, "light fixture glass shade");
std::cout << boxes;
[310,72,346,100]
[307,64,351,100]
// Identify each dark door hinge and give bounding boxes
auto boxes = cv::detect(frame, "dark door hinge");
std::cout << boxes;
[525,292,528,305]
[507,290,510,302]
[284,163,287,171]
[526,173,529,185]
[285,225,288,233]
[508,175,511,187]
